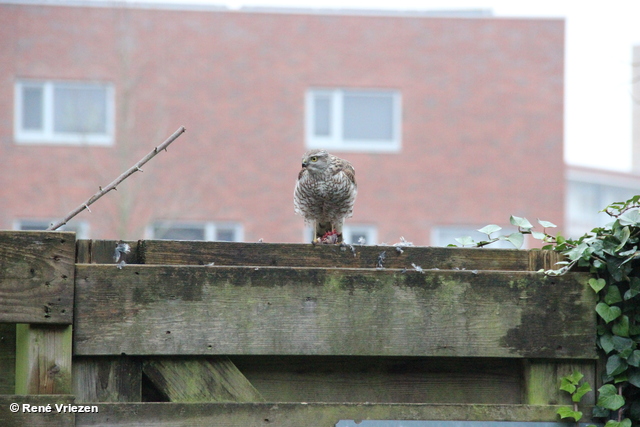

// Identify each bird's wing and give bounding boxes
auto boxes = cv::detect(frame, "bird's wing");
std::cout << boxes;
[333,159,356,187]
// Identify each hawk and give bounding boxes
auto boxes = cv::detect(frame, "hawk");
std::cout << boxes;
[294,149,357,244]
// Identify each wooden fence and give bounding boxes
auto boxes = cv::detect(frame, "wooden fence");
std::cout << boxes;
[0,231,599,426]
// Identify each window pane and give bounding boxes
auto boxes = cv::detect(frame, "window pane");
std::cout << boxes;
[53,85,107,134]
[154,225,205,240]
[343,92,394,141]
[215,228,236,242]
[22,86,43,130]
[313,95,332,136]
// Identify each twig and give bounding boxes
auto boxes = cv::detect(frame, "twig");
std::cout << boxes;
[47,126,186,231]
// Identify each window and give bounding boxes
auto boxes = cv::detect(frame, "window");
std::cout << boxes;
[431,226,519,249]
[15,80,114,145]
[14,219,89,238]
[148,221,243,242]
[343,225,377,245]
[306,89,401,152]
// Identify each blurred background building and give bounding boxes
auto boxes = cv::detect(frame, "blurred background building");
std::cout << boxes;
[0,1,637,245]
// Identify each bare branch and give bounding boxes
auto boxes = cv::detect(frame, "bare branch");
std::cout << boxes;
[48,126,186,231]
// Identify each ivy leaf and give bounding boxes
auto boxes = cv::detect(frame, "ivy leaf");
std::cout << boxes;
[604,420,632,427]
[599,333,615,354]
[589,277,606,293]
[606,354,628,377]
[531,231,546,240]
[596,302,622,323]
[628,350,640,367]
[597,384,625,410]
[624,277,640,300]
[503,232,524,249]
[612,335,635,358]
[455,236,475,247]
[477,224,501,236]
[628,368,640,387]
[613,315,630,338]
[510,215,533,230]
[619,209,640,226]
[556,406,582,422]
[566,242,589,261]
[605,286,623,305]
[572,382,592,402]
[614,226,631,252]
[538,219,557,228]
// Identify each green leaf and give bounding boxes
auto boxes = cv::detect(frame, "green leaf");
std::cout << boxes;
[510,215,533,230]
[566,242,589,261]
[605,285,623,305]
[628,368,640,387]
[572,381,592,402]
[614,226,631,251]
[597,384,625,410]
[556,406,582,422]
[624,277,640,300]
[504,232,524,249]
[531,231,546,240]
[477,224,501,236]
[612,315,630,337]
[599,333,615,354]
[619,209,640,226]
[588,277,606,293]
[559,378,577,394]
[596,302,622,323]
[604,420,632,427]
[606,354,628,377]
[454,236,475,247]
[537,219,557,228]
[612,335,635,358]
[628,350,640,367]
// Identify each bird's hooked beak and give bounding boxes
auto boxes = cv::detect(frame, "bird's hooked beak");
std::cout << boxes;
[301,159,308,168]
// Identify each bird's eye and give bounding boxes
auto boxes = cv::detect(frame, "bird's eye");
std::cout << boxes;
[310,156,318,162]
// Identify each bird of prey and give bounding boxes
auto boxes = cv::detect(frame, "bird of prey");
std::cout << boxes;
[294,149,357,244]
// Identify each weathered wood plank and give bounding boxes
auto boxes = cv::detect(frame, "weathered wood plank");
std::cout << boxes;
[0,231,75,324]
[76,240,141,264]
[523,360,596,405]
[0,324,16,394]
[0,395,75,427]
[74,265,596,358]
[74,402,581,426]
[15,324,73,394]
[231,355,522,404]
[142,357,265,402]
[73,357,142,403]
[117,239,561,270]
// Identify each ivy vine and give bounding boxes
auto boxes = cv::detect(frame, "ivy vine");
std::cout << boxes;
[455,195,640,426]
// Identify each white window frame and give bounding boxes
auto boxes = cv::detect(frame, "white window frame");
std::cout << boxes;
[305,88,401,153]
[14,80,115,146]
[146,221,244,242]
[13,219,89,238]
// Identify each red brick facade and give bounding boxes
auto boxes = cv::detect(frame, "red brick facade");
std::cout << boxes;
[0,2,564,244]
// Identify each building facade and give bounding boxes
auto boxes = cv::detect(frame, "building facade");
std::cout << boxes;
[0,1,565,245]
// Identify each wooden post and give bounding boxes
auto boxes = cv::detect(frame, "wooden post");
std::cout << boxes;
[15,324,73,394]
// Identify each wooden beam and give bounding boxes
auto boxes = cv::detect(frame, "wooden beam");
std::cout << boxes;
[0,395,75,427]
[231,355,522,404]
[142,357,265,402]
[74,265,596,358]
[73,402,583,426]
[0,231,75,324]
[15,324,73,394]
[73,356,142,402]
[74,239,564,270]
